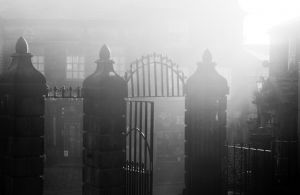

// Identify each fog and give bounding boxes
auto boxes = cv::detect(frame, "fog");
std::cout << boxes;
[0,0,272,167]
[0,0,298,195]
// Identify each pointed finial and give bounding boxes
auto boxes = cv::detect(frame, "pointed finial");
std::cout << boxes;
[99,44,111,60]
[16,37,29,54]
[202,49,212,64]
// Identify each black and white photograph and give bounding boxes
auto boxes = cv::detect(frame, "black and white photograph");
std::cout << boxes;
[0,0,299,194]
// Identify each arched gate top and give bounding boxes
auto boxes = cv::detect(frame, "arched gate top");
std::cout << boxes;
[125,53,185,98]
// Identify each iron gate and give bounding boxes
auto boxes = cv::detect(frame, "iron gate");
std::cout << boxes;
[125,100,154,195]
[124,53,185,195]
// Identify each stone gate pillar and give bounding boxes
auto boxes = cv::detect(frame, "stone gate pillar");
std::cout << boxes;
[0,37,47,194]
[184,50,229,195]
[82,45,127,194]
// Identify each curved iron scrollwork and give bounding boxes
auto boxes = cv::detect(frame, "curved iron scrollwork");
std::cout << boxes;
[124,127,152,155]
[124,127,154,195]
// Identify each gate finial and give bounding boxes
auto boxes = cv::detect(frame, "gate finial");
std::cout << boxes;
[202,49,212,64]
[99,44,111,60]
[16,37,29,54]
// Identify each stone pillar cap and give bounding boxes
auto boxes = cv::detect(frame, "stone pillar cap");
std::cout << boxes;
[16,37,29,54]
[202,49,212,64]
[99,44,111,60]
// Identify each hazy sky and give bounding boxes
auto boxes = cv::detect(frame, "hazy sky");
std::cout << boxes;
[240,0,300,44]
[1,0,300,45]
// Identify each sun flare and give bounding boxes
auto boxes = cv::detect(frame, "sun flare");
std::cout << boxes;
[239,0,300,44]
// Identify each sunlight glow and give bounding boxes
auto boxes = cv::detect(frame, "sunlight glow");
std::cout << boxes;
[239,0,300,44]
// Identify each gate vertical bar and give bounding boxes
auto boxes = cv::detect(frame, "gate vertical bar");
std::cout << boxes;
[166,59,170,96]
[147,56,151,97]
[134,102,138,163]
[144,102,148,194]
[226,142,229,194]
[129,101,133,195]
[176,64,180,96]
[129,101,133,162]
[134,101,138,195]
[136,60,140,97]
[150,102,154,195]
[233,144,236,194]
[240,144,243,194]
[160,55,164,96]
[130,64,134,97]
[153,53,158,97]
[171,62,174,96]
[139,102,143,195]
[142,57,146,97]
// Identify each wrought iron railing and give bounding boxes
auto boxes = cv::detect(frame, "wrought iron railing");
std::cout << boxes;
[46,86,83,98]
[225,143,273,195]
[225,141,298,195]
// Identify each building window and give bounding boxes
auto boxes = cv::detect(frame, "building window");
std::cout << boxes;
[32,56,45,74]
[66,56,85,80]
